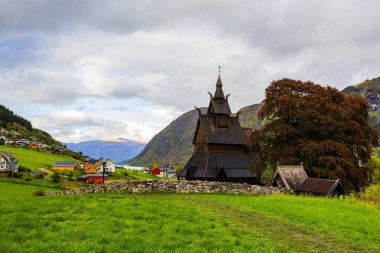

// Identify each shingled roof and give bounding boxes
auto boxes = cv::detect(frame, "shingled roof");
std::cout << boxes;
[53,161,77,167]
[270,165,308,191]
[180,152,257,179]
[297,178,344,195]
[198,115,246,145]
[269,164,346,195]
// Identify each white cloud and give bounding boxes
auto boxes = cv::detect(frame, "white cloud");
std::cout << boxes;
[1,0,380,142]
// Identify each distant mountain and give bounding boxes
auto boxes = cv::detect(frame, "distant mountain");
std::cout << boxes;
[130,104,264,166]
[66,138,146,163]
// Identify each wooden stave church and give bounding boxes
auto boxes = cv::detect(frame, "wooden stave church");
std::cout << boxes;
[178,73,258,183]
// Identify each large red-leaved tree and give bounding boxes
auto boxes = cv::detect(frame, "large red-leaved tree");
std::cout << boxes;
[257,78,379,192]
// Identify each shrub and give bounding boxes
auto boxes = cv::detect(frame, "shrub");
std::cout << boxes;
[18,165,31,172]
[51,171,61,182]
[12,172,24,179]
[33,190,45,196]
[35,173,45,179]
[260,163,275,186]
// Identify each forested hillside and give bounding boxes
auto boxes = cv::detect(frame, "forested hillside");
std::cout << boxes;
[342,77,380,129]
[0,105,60,146]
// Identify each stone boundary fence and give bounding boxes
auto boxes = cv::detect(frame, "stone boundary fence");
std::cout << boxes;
[44,180,284,196]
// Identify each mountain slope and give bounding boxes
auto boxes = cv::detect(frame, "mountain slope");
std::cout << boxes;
[66,138,145,163]
[129,109,201,166]
[130,104,263,166]
[342,77,380,129]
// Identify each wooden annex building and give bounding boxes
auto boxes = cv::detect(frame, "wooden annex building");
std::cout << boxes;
[270,164,346,196]
[178,73,258,183]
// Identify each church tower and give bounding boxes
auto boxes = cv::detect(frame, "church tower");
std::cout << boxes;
[178,70,258,182]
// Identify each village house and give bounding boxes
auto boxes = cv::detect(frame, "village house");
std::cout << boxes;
[99,159,116,173]
[178,72,258,183]
[52,161,78,171]
[77,174,108,184]
[0,151,18,175]
[151,167,178,178]
[161,168,177,178]
[152,167,164,176]
[28,143,39,149]
[269,164,346,196]
[84,159,103,174]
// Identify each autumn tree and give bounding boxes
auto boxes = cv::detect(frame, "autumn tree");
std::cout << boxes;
[257,78,379,192]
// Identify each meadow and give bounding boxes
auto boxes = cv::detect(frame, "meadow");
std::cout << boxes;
[0,146,76,170]
[0,182,379,253]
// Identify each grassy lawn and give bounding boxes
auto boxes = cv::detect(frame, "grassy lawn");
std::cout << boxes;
[0,145,76,170]
[0,182,379,253]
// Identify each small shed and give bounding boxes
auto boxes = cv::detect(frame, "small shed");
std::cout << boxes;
[159,168,177,178]
[269,163,346,195]
[296,178,345,195]
[270,164,308,192]
[77,174,108,184]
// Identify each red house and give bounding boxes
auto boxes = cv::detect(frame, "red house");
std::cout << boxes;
[152,168,164,175]
[77,174,108,184]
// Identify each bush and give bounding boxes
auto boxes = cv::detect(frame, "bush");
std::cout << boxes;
[68,171,74,181]
[260,163,275,186]
[18,165,31,172]
[175,166,184,172]
[24,176,33,181]
[51,171,61,182]
[34,173,45,179]
[12,172,24,179]
[33,190,45,196]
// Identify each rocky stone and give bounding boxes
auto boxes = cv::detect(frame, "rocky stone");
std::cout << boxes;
[44,180,284,196]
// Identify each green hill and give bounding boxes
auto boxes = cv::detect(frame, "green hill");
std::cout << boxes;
[130,104,263,166]
[0,104,60,146]
[0,146,76,171]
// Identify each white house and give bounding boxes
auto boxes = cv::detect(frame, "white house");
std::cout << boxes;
[159,168,177,178]
[0,151,18,174]
[98,159,116,173]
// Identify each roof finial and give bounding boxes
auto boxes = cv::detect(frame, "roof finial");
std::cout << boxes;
[218,66,221,75]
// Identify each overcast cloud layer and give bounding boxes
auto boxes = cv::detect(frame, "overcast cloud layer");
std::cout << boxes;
[1,0,379,143]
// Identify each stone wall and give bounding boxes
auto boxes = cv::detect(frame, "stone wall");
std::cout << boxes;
[44,180,283,196]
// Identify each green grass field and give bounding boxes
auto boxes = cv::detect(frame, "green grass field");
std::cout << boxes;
[0,146,76,170]
[0,182,379,253]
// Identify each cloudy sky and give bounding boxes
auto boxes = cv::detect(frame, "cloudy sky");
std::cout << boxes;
[1,0,380,143]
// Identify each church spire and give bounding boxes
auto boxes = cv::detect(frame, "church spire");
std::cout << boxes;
[214,66,225,98]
